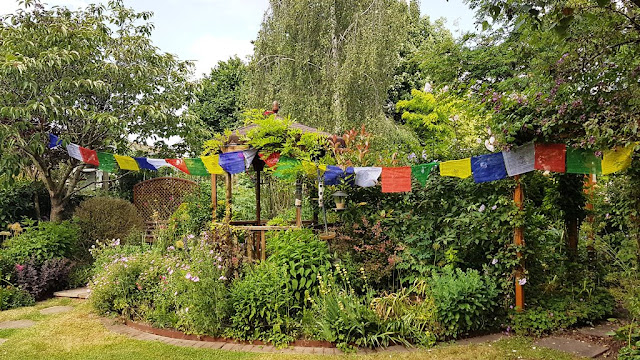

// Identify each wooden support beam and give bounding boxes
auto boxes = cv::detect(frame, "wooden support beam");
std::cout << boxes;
[514,175,525,312]
[260,230,266,261]
[211,174,217,220]
[256,169,261,226]
[225,173,232,223]
[295,178,302,227]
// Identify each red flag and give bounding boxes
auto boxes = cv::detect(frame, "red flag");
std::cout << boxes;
[79,147,99,166]
[166,158,190,174]
[381,167,412,193]
[534,144,566,173]
[259,152,280,167]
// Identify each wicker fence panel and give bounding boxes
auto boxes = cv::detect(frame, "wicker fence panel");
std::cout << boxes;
[133,177,198,222]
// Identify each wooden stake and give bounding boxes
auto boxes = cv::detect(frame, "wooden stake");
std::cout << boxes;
[211,174,217,220]
[225,173,232,223]
[514,175,525,312]
[256,169,261,226]
[295,178,302,227]
[260,230,266,261]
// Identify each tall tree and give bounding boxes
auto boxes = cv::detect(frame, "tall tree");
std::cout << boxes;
[190,57,247,133]
[247,0,410,137]
[0,0,202,221]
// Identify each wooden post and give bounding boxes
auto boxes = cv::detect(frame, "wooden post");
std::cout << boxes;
[225,173,232,223]
[211,174,217,220]
[514,175,525,312]
[295,178,302,227]
[260,230,266,261]
[256,169,261,226]
[585,174,597,262]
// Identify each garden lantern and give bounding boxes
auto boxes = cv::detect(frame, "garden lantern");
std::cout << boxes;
[332,191,347,210]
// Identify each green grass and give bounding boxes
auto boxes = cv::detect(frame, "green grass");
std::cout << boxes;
[0,298,585,360]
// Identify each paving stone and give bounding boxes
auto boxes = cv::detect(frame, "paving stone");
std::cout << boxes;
[0,339,7,345]
[535,336,609,358]
[323,348,340,355]
[577,323,619,338]
[252,345,275,353]
[0,320,37,329]
[456,333,505,345]
[220,343,240,351]
[39,306,74,315]
[53,287,90,299]
[236,344,257,352]
[201,342,225,349]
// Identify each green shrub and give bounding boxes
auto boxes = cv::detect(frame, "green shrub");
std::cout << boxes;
[267,229,332,307]
[0,179,49,230]
[0,221,80,276]
[228,262,295,343]
[428,268,499,338]
[74,196,143,247]
[0,286,35,310]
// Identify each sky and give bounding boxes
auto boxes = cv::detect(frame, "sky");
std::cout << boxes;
[0,0,477,77]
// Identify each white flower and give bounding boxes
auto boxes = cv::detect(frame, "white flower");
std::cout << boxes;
[479,204,486,212]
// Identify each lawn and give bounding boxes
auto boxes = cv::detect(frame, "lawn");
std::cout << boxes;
[0,298,584,360]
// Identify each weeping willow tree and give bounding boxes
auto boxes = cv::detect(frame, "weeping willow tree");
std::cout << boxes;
[247,0,415,141]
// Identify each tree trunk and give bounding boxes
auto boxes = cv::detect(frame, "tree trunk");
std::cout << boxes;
[49,194,65,222]
[566,217,579,257]
[33,192,41,220]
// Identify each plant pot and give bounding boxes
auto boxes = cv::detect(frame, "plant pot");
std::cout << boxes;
[319,231,336,240]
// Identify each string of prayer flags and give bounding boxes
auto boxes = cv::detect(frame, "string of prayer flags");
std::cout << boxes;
[566,148,602,175]
[201,155,225,175]
[324,165,346,185]
[381,167,412,193]
[535,143,566,173]
[79,147,99,166]
[471,153,508,183]
[218,151,246,174]
[49,134,62,149]
[184,158,210,176]
[273,156,301,179]
[411,162,437,186]
[354,167,382,187]
[243,149,258,170]
[440,158,472,179]
[96,152,117,172]
[66,144,83,161]
[166,158,190,174]
[259,152,280,168]
[602,145,635,175]
[503,142,535,176]
[135,157,160,171]
[113,154,140,171]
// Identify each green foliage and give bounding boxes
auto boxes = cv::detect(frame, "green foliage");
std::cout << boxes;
[0,178,49,229]
[266,229,332,307]
[0,286,34,310]
[166,181,212,236]
[428,268,499,338]
[74,196,144,247]
[616,323,640,360]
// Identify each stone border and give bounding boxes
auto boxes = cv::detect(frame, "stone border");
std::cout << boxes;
[100,317,414,355]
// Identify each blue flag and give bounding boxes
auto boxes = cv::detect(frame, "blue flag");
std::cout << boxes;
[135,157,158,170]
[471,153,507,183]
[49,134,62,148]
[324,165,355,186]
[219,151,246,174]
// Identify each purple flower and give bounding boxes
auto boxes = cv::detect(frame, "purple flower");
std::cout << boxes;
[192,276,200,282]
[518,278,527,286]
[491,258,498,265]
[595,151,602,157]
[187,234,195,239]
[217,265,223,269]
[478,204,486,212]
[185,273,192,280]
[491,204,497,210]
[167,246,175,251]
[422,150,428,160]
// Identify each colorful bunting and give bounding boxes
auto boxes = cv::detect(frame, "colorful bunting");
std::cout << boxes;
[354,167,382,187]
[602,145,634,175]
[201,155,225,175]
[79,147,99,166]
[503,143,535,176]
[381,167,412,193]
[166,158,190,174]
[49,134,62,149]
[184,158,209,176]
[260,152,280,167]
[535,144,566,173]
[219,151,246,174]
[243,149,258,170]
[146,158,171,170]
[113,154,140,171]
[440,158,472,179]
[471,153,508,183]
[324,165,355,186]
[566,148,602,175]
[273,156,301,179]
[66,144,83,161]
[411,163,437,186]
[97,152,117,173]
[135,157,159,170]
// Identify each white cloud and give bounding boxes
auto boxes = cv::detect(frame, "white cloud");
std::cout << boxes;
[187,34,254,78]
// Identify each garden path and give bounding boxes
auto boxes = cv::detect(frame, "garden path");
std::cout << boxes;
[53,287,90,299]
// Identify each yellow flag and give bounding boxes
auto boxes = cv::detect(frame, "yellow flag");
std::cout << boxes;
[113,154,139,171]
[439,158,472,179]
[201,155,225,174]
[301,160,327,175]
[602,145,635,175]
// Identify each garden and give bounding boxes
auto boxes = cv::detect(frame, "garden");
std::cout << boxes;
[2,0,640,359]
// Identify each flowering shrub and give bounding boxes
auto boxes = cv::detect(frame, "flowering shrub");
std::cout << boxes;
[0,285,34,310]
[16,257,74,300]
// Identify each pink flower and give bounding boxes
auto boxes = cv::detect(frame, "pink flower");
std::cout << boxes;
[15,264,24,272]
[192,276,200,282]
[219,276,227,281]
[518,278,527,286]
[185,273,192,280]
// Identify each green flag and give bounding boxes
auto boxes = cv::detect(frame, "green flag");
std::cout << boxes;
[566,148,601,175]
[411,162,437,186]
[184,158,210,176]
[273,156,301,180]
[97,152,117,173]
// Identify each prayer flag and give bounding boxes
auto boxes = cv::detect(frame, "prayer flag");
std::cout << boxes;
[146,158,171,169]
[97,152,117,173]
[354,167,382,187]
[201,155,225,174]
[219,151,246,174]
[602,145,635,174]
[66,144,83,161]
[49,134,62,148]
[79,147,99,166]
[243,149,258,170]
[439,158,472,179]
[502,143,535,176]
[324,165,354,186]
[411,163,437,186]
[471,153,507,183]
[534,143,566,173]
[273,156,301,179]
[259,152,280,167]
[566,148,602,175]
[113,154,140,171]
[184,158,210,176]
[166,158,190,174]
[381,167,412,193]
[135,157,158,170]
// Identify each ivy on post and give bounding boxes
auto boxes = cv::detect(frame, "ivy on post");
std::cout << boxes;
[514,175,525,312]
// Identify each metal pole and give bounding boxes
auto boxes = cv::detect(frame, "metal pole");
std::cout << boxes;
[514,175,525,312]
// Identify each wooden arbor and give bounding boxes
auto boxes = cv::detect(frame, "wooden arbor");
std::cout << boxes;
[211,118,343,261]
